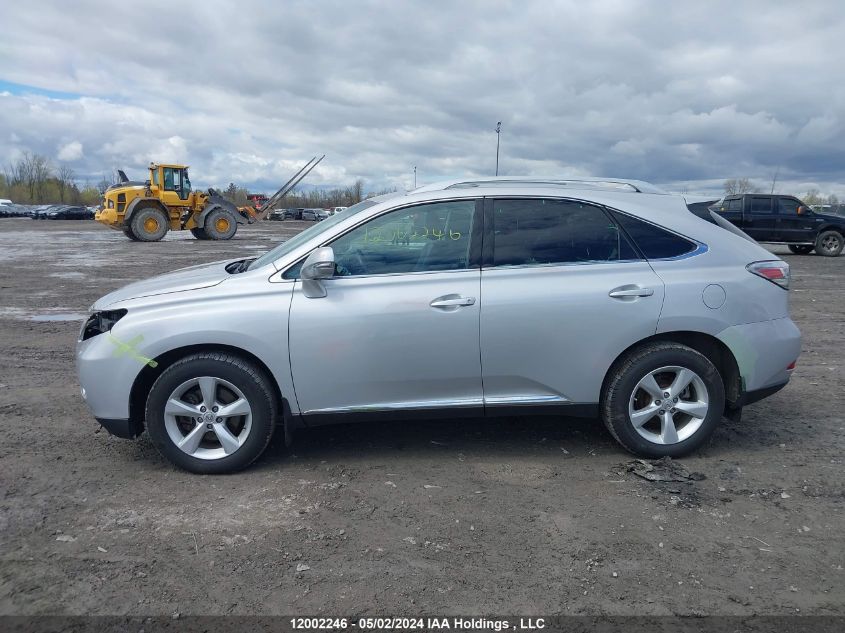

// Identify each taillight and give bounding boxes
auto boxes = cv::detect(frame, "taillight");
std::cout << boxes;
[747,260,790,289]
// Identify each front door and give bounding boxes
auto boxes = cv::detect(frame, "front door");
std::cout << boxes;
[777,197,822,243]
[289,199,483,417]
[159,167,192,207]
[479,197,665,408]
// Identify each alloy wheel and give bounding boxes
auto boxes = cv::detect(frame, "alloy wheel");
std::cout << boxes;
[628,365,709,445]
[163,376,253,460]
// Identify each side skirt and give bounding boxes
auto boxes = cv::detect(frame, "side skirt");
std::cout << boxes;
[298,403,600,427]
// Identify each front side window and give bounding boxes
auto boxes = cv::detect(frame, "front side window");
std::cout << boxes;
[778,198,800,214]
[728,198,741,211]
[163,167,181,192]
[490,199,637,266]
[329,200,476,276]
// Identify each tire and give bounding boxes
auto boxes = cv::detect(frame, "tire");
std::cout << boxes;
[788,244,814,255]
[601,342,725,458]
[130,207,169,242]
[203,208,238,240]
[145,353,277,474]
[122,227,141,241]
[190,227,210,240]
[815,230,844,257]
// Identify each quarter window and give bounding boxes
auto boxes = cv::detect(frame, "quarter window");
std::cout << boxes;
[490,199,638,266]
[328,200,476,276]
[610,211,697,259]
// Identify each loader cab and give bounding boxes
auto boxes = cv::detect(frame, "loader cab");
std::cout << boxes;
[150,163,192,203]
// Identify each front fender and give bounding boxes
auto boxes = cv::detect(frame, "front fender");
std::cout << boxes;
[81,277,297,419]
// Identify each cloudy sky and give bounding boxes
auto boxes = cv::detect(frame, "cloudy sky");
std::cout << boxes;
[1,0,843,197]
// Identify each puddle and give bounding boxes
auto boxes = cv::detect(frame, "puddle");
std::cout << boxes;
[0,306,87,322]
[49,272,87,279]
[29,313,87,322]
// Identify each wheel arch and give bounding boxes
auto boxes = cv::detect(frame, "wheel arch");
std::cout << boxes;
[601,331,742,410]
[128,343,290,433]
[818,225,845,236]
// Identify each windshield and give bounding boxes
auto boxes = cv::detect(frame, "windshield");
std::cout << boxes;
[247,196,391,271]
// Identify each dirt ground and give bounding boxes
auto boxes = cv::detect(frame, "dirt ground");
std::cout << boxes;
[0,219,841,617]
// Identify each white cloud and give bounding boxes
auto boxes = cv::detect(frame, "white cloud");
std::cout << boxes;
[57,140,83,161]
[0,0,843,196]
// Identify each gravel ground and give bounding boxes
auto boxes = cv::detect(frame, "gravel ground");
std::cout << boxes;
[0,219,842,616]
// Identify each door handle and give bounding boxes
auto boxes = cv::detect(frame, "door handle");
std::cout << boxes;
[430,295,476,308]
[608,286,654,299]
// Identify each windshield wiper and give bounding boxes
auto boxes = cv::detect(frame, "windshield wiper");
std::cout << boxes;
[226,258,257,274]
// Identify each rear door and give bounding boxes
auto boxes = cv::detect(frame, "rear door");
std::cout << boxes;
[743,196,779,241]
[479,198,665,408]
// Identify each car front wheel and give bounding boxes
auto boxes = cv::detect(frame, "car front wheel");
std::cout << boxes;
[601,342,725,458]
[145,353,276,473]
[815,230,844,257]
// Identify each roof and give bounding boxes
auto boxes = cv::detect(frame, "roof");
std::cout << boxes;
[413,176,668,195]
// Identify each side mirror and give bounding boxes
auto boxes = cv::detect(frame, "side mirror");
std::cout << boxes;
[301,247,335,298]
[797,206,808,215]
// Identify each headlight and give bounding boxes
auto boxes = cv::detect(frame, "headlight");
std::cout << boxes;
[81,309,127,341]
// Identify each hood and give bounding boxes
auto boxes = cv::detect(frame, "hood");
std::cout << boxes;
[813,212,845,224]
[94,259,235,309]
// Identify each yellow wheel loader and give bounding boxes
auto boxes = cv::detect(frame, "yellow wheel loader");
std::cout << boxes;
[95,156,324,241]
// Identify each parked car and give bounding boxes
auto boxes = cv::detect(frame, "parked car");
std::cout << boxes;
[283,208,306,220]
[30,205,94,220]
[268,210,287,221]
[712,194,845,256]
[302,208,329,221]
[77,177,801,473]
[330,206,348,215]
[0,198,12,206]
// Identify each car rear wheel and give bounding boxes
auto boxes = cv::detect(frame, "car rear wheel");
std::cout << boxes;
[145,353,276,473]
[788,244,814,255]
[130,207,169,242]
[815,230,844,257]
[204,208,238,240]
[601,342,725,458]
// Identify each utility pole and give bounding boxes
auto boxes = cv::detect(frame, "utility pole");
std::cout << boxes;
[495,121,502,176]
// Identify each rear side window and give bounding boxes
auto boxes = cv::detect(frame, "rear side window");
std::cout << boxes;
[490,199,638,266]
[750,196,773,214]
[610,211,697,259]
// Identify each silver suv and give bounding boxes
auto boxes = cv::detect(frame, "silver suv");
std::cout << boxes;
[77,178,801,473]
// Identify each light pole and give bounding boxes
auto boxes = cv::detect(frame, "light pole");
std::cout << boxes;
[414,165,417,189]
[495,121,502,176]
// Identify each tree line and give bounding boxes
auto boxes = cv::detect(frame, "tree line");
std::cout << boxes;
[0,152,388,209]
[1,152,109,206]
[723,178,839,206]
[220,179,396,209]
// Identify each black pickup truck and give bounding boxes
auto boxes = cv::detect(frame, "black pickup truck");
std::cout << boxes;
[712,194,845,257]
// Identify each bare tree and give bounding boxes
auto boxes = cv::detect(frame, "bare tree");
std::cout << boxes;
[724,178,756,195]
[57,165,76,203]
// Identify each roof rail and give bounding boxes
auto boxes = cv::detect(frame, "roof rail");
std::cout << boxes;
[414,177,668,195]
